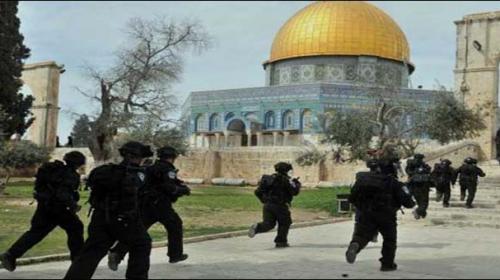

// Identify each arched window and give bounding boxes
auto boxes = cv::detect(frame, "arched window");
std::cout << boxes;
[195,114,207,132]
[265,111,275,129]
[209,113,221,131]
[225,112,235,122]
[283,110,294,129]
[302,109,313,133]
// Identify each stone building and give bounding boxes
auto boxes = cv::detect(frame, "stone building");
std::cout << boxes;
[21,61,63,149]
[181,1,442,149]
[454,11,500,160]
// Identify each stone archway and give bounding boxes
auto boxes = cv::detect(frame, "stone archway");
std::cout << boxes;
[21,61,64,148]
[227,119,247,147]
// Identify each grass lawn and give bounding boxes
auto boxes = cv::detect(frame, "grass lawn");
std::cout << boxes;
[0,182,350,258]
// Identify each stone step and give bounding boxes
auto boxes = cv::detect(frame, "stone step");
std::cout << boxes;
[433,201,498,208]
[426,212,500,223]
[427,205,500,214]
[429,189,500,197]
[429,220,500,229]
[428,197,500,205]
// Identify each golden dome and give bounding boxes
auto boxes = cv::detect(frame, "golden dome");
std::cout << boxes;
[268,1,411,65]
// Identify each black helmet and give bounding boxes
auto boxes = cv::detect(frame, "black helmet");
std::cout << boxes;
[414,154,425,160]
[119,141,153,158]
[366,159,379,170]
[63,151,86,167]
[157,146,179,159]
[275,162,293,174]
[464,157,476,164]
[441,159,452,166]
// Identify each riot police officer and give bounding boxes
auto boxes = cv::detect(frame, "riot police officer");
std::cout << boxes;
[405,154,432,219]
[64,142,153,280]
[405,154,431,178]
[0,151,86,272]
[431,159,456,207]
[354,159,382,243]
[346,159,415,272]
[248,162,301,248]
[107,146,190,271]
[455,157,486,209]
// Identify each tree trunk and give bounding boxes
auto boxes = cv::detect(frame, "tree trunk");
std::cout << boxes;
[0,172,11,196]
[86,79,118,165]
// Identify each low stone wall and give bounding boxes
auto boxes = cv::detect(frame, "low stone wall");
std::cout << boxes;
[176,141,481,187]
[176,147,364,187]
[3,141,481,186]
[411,140,480,169]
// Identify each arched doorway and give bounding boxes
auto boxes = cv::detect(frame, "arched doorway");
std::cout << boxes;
[227,119,247,147]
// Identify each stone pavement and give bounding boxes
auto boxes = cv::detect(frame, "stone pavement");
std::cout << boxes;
[1,220,500,279]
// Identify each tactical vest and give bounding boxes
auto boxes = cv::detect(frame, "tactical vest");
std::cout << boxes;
[459,164,480,184]
[432,164,453,185]
[34,161,79,207]
[256,174,293,204]
[354,173,398,212]
[87,163,145,220]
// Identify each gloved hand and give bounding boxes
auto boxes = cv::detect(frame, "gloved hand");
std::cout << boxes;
[177,185,191,196]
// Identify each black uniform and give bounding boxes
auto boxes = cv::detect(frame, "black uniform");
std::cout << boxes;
[431,161,456,207]
[455,163,485,207]
[109,160,190,264]
[406,159,432,218]
[64,161,152,280]
[4,161,84,263]
[347,170,415,269]
[253,173,301,245]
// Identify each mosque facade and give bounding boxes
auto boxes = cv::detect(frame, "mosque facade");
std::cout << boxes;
[182,1,443,149]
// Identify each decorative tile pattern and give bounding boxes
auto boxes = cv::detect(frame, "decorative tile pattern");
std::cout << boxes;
[327,64,345,82]
[359,63,376,83]
[301,65,315,83]
[291,66,301,83]
[345,64,358,81]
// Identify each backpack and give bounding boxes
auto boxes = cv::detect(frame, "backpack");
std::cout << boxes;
[86,164,123,209]
[255,174,275,203]
[34,161,68,202]
[355,173,395,212]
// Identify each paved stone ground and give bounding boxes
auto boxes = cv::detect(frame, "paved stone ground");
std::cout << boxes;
[1,220,500,279]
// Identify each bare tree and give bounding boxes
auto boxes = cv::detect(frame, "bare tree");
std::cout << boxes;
[78,17,210,163]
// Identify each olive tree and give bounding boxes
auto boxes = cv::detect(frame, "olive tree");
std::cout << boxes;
[0,141,49,194]
[297,78,485,166]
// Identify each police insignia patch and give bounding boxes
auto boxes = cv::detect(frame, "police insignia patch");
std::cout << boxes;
[168,171,177,179]
[138,172,146,182]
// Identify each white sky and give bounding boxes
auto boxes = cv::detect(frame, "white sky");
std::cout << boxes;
[17,1,500,142]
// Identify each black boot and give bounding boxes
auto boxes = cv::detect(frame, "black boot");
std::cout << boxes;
[380,263,398,272]
[345,242,360,264]
[107,251,121,271]
[169,254,188,264]
[0,252,16,272]
[275,242,290,248]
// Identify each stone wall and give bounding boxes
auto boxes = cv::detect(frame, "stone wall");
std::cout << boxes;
[454,12,500,160]
[176,141,481,187]
[412,140,480,169]
[176,147,366,187]
[4,141,478,185]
